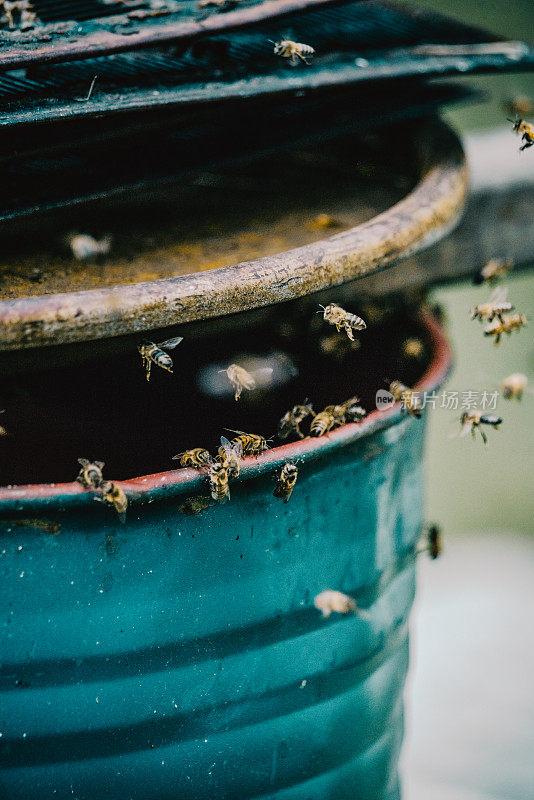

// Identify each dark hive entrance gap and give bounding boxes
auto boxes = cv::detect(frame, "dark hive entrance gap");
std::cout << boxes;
[0,305,433,486]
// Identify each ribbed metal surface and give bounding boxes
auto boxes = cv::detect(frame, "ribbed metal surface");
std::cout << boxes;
[0,411,426,799]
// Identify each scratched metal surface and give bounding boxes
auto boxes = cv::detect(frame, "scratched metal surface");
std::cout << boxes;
[0,312,450,799]
[0,402,441,798]
[0,0,532,125]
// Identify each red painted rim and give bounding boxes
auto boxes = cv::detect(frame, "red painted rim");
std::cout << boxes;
[0,313,451,509]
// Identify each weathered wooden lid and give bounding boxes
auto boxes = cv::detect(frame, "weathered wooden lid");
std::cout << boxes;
[0,117,467,351]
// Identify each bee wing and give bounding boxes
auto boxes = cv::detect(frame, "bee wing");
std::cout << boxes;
[252,367,274,379]
[157,337,183,351]
[224,428,247,436]
[459,422,472,438]
[171,451,185,460]
[219,435,233,454]
[489,286,507,303]
[77,458,89,466]
[95,461,105,469]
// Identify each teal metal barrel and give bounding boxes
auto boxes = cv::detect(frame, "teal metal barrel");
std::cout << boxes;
[0,313,450,800]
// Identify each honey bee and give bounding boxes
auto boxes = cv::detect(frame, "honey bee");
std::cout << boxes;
[460,411,502,445]
[273,462,298,503]
[208,462,230,503]
[388,380,422,418]
[66,233,111,261]
[402,338,425,359]
[277,402,315,439]
[227,430,270,456]
[473,258,513,285]
[418,524,442,560]
[484,313,527,344]
[97,481,128,523]
[508,115,534,150]
[314,590,356,618]
[501,372,528,400]
[0,409,7,436]
[270,39,315,66]
[310,404,346,437]
[342,396,366,422]
[172,448,212,469]
[0,1,37,30]
[471,287,514,322]
[221,364,256,401]
[76,458,105,489]
[318,303,366,342]
[137,336,183,381]
[217,436,243,478]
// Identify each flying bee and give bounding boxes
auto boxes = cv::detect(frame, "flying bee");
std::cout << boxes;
[273,462,298,503]
[220,363,273,401]
[459,411,502,445]
[277,402,315,440]
[501,372,528,400]
[66,233,111,261]
[471,287,514,322]
[137,336,183,381]
[314,590,357,618]
[310,405,345,437]
[473,258,513,285]
[270,39,315,66]
[417,524,442,560]
[318,303,366,342]
[172,448,212,470]
[76,458,105,489]
[388,380,422,418]
[217,436,243,478]
[97,481,128,523]
[508,115,534,150]
[227,430,270,456]
[208,462,230,503]
[342,396,367,422]
[220,364,256,401]
[484,313,527,345]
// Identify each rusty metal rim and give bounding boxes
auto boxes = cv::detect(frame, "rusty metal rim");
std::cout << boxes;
[0,117,468,351]
[0,0,345,71]
[0,312,451,511]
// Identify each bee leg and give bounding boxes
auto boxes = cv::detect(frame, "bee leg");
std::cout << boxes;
[480,429,488,446]
[344,324,355,342]
[145,359,152,381]
[494,334,501,345]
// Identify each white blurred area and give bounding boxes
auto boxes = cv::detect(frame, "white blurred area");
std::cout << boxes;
[403,533,534,799]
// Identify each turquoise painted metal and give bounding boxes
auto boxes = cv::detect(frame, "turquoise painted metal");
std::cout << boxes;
[0,315,450,800]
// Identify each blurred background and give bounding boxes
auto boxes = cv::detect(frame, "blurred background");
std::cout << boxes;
[402,1,534,797]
